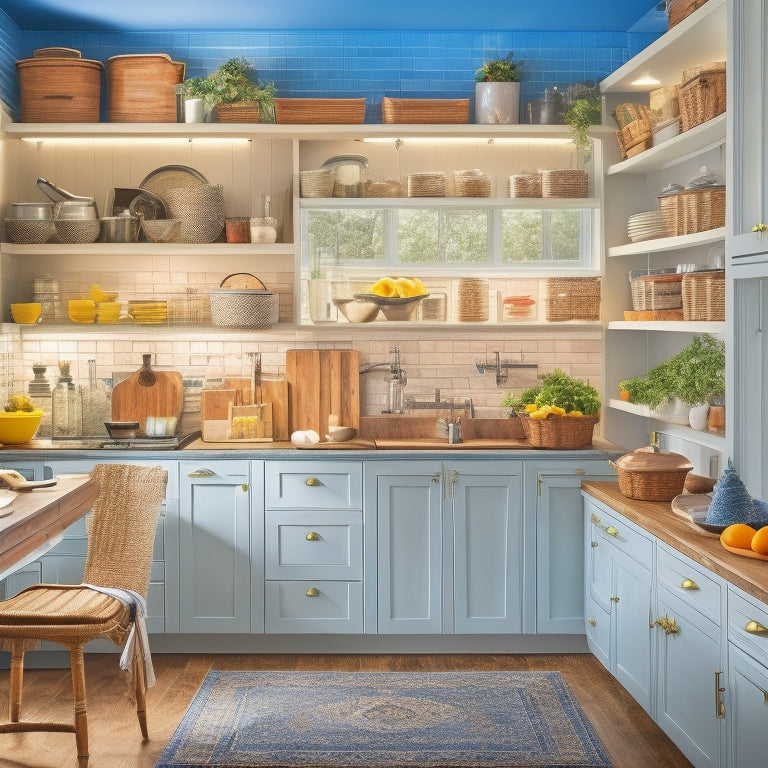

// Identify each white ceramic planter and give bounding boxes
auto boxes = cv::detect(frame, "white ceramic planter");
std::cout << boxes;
[475,82,520,125]
[688,402,710,431]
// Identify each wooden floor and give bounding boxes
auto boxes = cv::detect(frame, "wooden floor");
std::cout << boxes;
[0,652,692,768]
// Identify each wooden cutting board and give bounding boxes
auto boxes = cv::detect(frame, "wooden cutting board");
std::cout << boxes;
[285,349,359,436]
[110,359,184,435]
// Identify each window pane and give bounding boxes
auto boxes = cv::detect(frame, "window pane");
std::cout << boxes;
[549,209,582,262]
[501,209,543,263]
[397,209,488,265]
[306,209,385,265]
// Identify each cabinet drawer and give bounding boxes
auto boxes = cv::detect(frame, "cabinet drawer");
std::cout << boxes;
[588,502,653,564]
[265,510,362,580]
[265,580,363,633]
[657,543,723,625]
[265,461,362,510]
[728,586,768,663]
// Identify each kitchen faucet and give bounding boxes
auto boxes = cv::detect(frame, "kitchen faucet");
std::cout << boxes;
[359,347,407,413]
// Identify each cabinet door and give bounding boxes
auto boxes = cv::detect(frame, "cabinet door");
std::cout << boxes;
[534,463,613,633]
[450,462,522,634]
[728,644,768,768]
[655,586,725,768]
[178,461,253,633]
[372,463,443,634]
[728,0,768,259]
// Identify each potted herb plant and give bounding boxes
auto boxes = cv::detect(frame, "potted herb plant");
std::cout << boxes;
[563,93,601,164]
[182,57,277,123]
[474,52,523,125]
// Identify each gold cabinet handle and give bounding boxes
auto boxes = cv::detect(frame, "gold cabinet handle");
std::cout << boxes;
[588,618,597,627]
[305,477,321,486]
[610,595,620,603]
[188,468,216,478]
[652,615,680,635]
[745,620,768,635]
[305,587,320,597]
[681,578,699,590]
[240,484,249,492]
[605,525,619,537]
[715,671,726,718]
[305,531,321,541]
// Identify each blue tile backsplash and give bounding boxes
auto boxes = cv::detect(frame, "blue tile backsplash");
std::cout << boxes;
[0,11,659,122]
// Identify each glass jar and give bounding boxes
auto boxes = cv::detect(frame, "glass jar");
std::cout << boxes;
[51,361,81,439]
[707,393,725,436]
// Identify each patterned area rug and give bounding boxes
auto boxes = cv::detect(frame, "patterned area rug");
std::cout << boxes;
[155,670,614,768]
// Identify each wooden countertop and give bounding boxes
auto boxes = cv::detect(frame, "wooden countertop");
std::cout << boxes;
[582,481,768,605]
[0,474,98,577]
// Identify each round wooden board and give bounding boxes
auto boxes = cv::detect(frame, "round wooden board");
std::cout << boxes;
[720,540,768,562]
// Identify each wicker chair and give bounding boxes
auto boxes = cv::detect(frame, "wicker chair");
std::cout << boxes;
[0,463,168,767]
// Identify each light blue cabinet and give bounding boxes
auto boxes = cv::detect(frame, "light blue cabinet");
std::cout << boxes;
[177,460,262,633]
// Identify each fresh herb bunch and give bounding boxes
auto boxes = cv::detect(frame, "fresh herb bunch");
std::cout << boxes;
[502,369,601,416]
[475,53,523,83]
[4,393,37,413]
[619,334,725,408]
[563,95,601,162]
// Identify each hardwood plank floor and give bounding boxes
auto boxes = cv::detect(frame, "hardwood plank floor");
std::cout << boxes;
[0,652,693,768]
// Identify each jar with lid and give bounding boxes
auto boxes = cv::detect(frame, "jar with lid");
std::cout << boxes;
[51,360,82,438]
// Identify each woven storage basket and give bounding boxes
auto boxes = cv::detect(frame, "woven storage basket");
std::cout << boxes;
[381,97,470,124]
[545,277,600,321]
[681,186,725,233]
[453,170,491,197]
[610,449,693,501]
[614,103,649,129]
[630,270,683,311]
[216,101,260,123]
[540,169,588,198]
[107,54,185,123]
[509,173,542,198]
[163,184,226,243]
[678,65,726,132]
[682,269,725,321]
[667,0,710,29]
[299,169,335,198]
[208,273,278,329]
[519,413,599,450]
[629,270,678,309]
[274,98,366,124]
[16,55,103,122]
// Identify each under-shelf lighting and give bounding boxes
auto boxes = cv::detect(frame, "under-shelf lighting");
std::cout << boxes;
[19,137,251,145]
[359,137,571,147]
[630,74,662,87]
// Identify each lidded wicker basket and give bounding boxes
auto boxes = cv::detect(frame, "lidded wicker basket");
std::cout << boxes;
[107,54,185,123]
[610,449,693,501]
[208,273,279,329]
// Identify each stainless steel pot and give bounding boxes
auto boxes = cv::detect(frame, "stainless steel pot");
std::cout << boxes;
[99,215,141,242]
[5,201,54,220]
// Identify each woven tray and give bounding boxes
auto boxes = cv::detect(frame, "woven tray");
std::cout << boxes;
[274,98,366,124]
[381,97,470,124]
[545,277,601,321]
[519,413,598,449]
[217,101,261,123]
[682,269,725,321]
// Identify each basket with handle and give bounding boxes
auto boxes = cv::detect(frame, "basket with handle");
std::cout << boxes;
[208,273,279,329]
[518,412,599,449]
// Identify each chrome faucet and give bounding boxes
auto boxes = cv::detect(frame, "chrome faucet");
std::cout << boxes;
[359,347,407,413]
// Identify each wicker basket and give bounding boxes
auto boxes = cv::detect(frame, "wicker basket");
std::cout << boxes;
[208,273,279,329]
[682,269,725,321]
[453,170,491,197]
[381,97,470,124]
[509,173,542,198]
[107,54,185,123]
[545,277,601,321]
[16,55,103,122]
[610,450,693,501]
[274,98,366,124]
[667,0,710,29]
[540,169,588,198]
[216,102,260,123]
[659,186,725,235]
[629,269,683,311]
[519,413,599,449]
[678,65,726,132]
[163,184,226,243]
[299,169,335,198]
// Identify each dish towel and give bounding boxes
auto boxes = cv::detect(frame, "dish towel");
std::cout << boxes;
[81,583,155,691]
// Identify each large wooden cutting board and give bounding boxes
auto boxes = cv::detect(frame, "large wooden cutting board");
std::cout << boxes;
[285,349,359,436]
[111,362,184,435]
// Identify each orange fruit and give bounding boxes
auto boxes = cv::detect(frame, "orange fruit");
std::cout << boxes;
[721,523,757,550]
[619,388,631,402]
[750,526,768,556]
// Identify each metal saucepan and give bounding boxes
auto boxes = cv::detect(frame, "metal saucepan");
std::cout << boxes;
[99,213,142,242]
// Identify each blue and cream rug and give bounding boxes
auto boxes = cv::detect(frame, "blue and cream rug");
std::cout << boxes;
[155,670,614,767]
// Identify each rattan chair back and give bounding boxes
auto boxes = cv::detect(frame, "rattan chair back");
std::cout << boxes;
[83,463,168,597]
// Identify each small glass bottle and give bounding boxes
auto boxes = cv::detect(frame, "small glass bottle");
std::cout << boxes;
[51,360,82,439]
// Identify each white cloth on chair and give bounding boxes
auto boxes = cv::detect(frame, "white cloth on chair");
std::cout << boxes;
[80,583,155,689]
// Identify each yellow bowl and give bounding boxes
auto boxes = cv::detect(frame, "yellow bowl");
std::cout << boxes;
[68,299,97,323]
[0,410,44,444]
[96,301,121,323]
[10,302,42,325]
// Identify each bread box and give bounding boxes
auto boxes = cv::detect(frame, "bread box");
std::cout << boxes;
[609,449,693,501]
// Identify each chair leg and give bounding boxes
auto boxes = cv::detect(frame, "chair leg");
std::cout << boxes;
[133,642,149,739]
[8,641,25,722]
[69,646,89,768]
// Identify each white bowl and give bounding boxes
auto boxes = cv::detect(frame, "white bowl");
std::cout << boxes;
[326,426,357,443]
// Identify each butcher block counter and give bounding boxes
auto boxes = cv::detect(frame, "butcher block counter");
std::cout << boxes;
[582,481,768,606]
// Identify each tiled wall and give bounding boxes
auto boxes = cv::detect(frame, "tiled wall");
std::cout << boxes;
[0,15,659,122]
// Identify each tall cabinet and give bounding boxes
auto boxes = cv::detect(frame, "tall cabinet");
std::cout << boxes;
[600,0,728,469]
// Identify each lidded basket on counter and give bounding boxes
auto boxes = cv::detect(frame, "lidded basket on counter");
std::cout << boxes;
[609,448,693,501]
[208,273,279,329]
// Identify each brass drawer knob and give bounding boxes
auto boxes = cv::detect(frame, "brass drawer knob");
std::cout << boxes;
[306,587,320,597]
[305,477,321,486]
[745,620,768,635]
[681,578,699,590]
[306,531,322,541]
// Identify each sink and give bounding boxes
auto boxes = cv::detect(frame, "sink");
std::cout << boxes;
[359,415,526,442]
[373,437,530,450]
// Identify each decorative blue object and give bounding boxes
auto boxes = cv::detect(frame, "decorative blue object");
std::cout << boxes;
[707,459,768,527]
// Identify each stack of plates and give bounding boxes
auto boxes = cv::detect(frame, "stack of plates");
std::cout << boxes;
[456,278,489,322]
[128,300,167,324]
[407,172,445,197]
[626,210,669,242]
[68,299,97,323]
